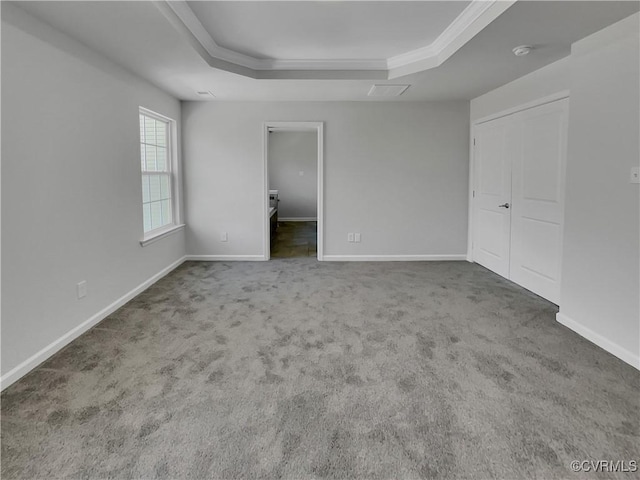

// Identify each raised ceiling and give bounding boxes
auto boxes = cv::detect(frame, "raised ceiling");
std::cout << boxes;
[189,1,471,60]
[8,1,640,101]
[161,0,514,78]
[191,1,472,61]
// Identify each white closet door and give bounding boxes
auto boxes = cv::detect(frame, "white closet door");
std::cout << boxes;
[509,98,568,304]
[473,117,514,278]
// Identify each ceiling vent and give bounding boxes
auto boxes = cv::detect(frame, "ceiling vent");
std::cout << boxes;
[197,91,215,97]
[367,84,410,97]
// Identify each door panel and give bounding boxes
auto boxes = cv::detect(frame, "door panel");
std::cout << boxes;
[476,209,508,258]
[473,118,513,278]
[519,217,562,280]
[510,99,568,304]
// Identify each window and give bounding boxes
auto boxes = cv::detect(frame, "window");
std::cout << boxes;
[139,108,181,243]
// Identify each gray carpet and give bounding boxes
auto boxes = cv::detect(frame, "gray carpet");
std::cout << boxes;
[1,259,638,479]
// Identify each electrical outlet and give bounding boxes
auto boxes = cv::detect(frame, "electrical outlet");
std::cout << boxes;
[221,232,228,242]
[630,167,640,184]
[348,233,354,243]
[354,233,361,243]
[77,281,87,299]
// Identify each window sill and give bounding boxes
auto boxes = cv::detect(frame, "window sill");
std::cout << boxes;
[140,224,185,247]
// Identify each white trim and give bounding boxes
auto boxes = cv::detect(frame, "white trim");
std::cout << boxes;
[317,124,324,261]
[323,255,467,262]
[556,312,640,370]
[264,122,324,262]
[387,0,515,76]
[467,123,476,263]
[263,124,271,261]
[162,0,262,70]
[278,217,318,222]
[0,256,187,391]
[140,224,185,247]
[268,126,320,133]
[468,91,571,264]
[269,58,388,71]
[474,90,571,125]
[139,106,173,124]
[159,0,515,79]
[139,106,183,236]
[185,255,266,262]
[266,122,324,130]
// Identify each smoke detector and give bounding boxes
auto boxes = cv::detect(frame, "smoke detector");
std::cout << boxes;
[512,45,533,57]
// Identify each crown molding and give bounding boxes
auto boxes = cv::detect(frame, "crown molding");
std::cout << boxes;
[268,58,389,71]
[387,0,499,69]
[163,0,263,69]
[159,0,516,80]
[387,0,516,78]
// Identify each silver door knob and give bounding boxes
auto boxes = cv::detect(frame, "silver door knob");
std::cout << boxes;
[498,203,510,209]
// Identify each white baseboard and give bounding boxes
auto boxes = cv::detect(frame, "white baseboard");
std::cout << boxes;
[556,312,640,370]
[322,254,467,262]
[186,255,266,261]
[0,256,187,391]
[278,217,317,222]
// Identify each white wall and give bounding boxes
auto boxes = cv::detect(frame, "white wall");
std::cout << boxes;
[557,13,640,368]
[1,4,186,383]
[268,132,318,219]
[470,56,571,122]
[182,101,470,259]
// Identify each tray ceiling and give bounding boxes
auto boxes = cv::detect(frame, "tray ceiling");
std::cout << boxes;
[10,1,640,101]
[161,0,515,79]
[187,1,470,60]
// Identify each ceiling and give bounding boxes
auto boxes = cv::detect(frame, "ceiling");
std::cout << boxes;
[162,0,512,78]
[11,1,640,102]
[187,1,470,60]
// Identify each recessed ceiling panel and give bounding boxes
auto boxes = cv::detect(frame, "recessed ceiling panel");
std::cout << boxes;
[186,1,471,60]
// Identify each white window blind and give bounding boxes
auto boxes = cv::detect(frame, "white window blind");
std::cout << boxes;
[139,112,173,234]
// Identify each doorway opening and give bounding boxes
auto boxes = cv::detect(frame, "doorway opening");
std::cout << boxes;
[263,122,324,260]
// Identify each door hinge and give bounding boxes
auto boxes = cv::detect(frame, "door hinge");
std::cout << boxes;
[473,138,476,146]
[472,190,475,198]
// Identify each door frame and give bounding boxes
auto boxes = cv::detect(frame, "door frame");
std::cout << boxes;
[467,90,570,262]
[263,121,324,261]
